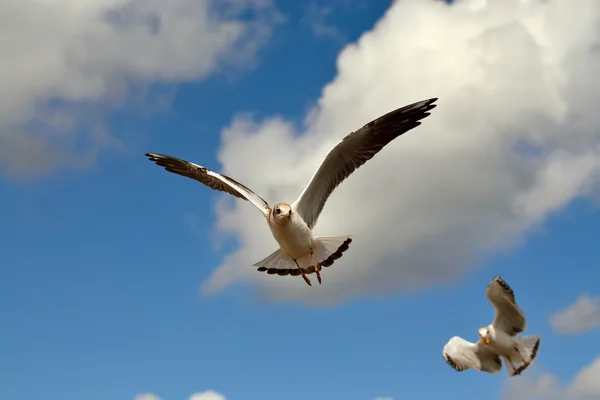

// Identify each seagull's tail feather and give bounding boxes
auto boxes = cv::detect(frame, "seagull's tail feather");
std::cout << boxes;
[253,236,352,277]
[520,335,541,364]
[253,249,287,273]
[311,236,353,269]
[504,335,541,377]
[503,357,518,377]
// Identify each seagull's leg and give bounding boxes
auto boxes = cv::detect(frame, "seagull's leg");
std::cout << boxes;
[293,259,312,286]
[309,249,322,284]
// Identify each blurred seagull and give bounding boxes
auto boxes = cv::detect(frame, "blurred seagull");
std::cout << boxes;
[146,97,438,286]
[442,276,541,377]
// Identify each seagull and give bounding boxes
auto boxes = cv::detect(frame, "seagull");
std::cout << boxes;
[442,276,541,377]
[145,97,437,286]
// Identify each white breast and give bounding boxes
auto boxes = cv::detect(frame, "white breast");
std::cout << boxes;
[268,211,314,259]
[490,330,516,355]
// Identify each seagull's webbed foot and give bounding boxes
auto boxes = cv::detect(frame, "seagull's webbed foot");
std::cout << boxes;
[301,273,312,286]
[310,249,322,285]
[294,259,312,286]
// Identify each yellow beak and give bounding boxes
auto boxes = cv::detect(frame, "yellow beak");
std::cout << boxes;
[483,337,490,345]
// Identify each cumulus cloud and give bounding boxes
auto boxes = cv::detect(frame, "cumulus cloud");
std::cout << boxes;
[0,0,280,178]
[189,390,227,400]
[550,295,600,335]
[201,0,600,305]
[502,357,600,399]
[133,390,226,400]
[134,394,163,400]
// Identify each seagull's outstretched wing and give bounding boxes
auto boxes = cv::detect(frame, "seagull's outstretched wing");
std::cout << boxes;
[145,153,271,216]
[291,98,438,229]
[442,336,502,374]
[486,276,526,336]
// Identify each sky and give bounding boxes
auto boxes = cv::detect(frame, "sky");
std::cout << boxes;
[1,0,600,399]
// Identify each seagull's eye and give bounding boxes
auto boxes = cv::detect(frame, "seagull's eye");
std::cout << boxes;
[275,208,281,214]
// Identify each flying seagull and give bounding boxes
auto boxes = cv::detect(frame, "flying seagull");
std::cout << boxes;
[145,97,438,286]
[442,276,541,377]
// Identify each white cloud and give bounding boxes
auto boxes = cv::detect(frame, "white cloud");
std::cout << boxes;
[550,295,600,335]
[302,3,342,40]
[134,394,163,400]
[0,0,280,178]
[133,390,226,400]
[189,390,226,400]
[201,0,600,305]
[502,357,600,399]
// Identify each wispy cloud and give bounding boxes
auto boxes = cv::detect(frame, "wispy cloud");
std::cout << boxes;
[134,395,163,400]
[301,2,343,40]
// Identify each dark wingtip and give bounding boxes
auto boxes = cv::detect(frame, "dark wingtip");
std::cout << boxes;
[443,352,459,371]
[145,153,190,170]
[419,98,438,112]
[494,276,511,289]
[531,337,541,361]
[381,97,438,124]
[145,152,164,162]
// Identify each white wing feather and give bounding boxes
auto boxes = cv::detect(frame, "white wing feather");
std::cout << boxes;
[486,276,527,336]
[291,98,437,229]
[442,336,502,374]
[145,153,271,216]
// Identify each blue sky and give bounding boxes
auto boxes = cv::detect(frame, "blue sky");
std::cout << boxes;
[2,1,600,399]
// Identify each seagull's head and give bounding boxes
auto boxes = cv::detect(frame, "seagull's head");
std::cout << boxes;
[271,203,292,226]
[478,327,491,345]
